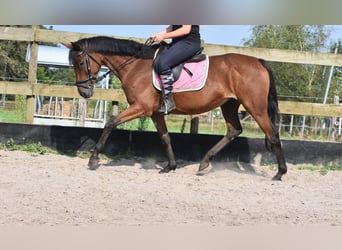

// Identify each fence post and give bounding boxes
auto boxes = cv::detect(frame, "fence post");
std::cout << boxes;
[111,101,119,117]
[300,115,306,138]
[26,26,39,124]
[79,99,88,127]
[330,95,339,140]
[289,115,294,135]
[190,115,199,134]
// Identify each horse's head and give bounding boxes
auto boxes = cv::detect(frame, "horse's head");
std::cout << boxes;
[64,42,102,99]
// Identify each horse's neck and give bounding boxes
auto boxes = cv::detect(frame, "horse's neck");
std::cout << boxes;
[102,55,125,74]
[104,55,151,83]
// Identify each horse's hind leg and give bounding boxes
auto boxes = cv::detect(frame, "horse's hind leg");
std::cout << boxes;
[198,99,242,172]
[250,112,287,180]
[267,132,287,181]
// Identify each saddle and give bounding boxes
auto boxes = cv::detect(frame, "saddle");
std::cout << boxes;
[153,43,206,81]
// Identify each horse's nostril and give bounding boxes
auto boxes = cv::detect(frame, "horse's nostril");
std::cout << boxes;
[80,92,87,98]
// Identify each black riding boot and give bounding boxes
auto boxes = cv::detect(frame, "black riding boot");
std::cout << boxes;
[159,70,176,114]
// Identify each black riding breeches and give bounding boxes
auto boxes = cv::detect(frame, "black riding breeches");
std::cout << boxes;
[155,40,201,75]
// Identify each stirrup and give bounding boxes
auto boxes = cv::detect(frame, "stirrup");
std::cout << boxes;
[159,94,176,115]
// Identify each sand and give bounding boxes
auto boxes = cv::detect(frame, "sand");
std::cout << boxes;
[0,149,341,226]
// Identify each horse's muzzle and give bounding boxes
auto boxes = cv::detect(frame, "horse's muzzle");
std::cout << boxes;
[78,87,93,99]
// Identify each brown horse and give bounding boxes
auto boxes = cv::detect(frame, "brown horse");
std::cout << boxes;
[65,36,287,180]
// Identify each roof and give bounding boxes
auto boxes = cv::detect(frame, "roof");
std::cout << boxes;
[26,44,70,67]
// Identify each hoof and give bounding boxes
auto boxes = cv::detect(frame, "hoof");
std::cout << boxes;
[159,165,176,173]
[272,172,283,181]
[88,157,100,170]
[197,162,211,176]
[198,161,209,172]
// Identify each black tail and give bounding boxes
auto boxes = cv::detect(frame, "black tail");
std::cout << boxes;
[258,59,280,151]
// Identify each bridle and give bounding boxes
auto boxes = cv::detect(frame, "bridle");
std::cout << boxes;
[74,50,138,90]
[75,51,111,91]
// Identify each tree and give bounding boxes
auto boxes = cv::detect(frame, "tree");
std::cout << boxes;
[37,66,75,85]
[0,25,32,118]
[326,40,342,102]
[243,25,330,102]
[243,25,333,138]
[0,25,64,121]
[0,26,31,81]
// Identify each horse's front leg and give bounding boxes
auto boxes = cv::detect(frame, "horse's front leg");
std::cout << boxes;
[151,113,177,173]
[88,106,144,170]
[88,117,117,170]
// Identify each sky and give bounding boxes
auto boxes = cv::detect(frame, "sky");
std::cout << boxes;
[49,25,342,47]
[49,25,252,46]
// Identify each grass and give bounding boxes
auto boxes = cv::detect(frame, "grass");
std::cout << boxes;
[117,115,265,137]
[295,164,342,175]
[267,163,342,176]
[0,109,25,123]
[0,138,114,161]
[0,138,52,155]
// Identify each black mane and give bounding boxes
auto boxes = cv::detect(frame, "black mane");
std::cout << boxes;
[71,36,158,59]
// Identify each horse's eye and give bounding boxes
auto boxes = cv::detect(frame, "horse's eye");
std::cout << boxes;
[79,61,85,67]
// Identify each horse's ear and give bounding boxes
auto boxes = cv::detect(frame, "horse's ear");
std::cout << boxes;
[62,42,73,49]
[62,42,82,51]
[71,42,82,51]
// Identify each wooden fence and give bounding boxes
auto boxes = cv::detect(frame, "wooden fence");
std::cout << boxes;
[1,26,342,124]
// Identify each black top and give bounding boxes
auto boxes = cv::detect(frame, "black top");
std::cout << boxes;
[171,25,200,44]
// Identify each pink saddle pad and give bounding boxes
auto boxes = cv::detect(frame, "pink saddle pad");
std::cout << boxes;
[153,55,209,92]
